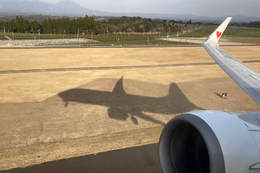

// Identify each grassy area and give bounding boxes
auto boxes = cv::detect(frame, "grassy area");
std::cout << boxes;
[223,27,260,38]
[180,26,215,37]
[1,27,259,41]
[82,33,181,45]
[1,27,259,46]
[0,32,193,45]
[180,26,260,38]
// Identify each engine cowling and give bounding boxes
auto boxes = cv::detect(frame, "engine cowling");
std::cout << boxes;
[159,111,260,173]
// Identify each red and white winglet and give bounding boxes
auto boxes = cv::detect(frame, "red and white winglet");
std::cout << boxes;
[204,17,232,46]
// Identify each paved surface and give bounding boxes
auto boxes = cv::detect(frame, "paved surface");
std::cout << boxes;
[0,143,162,173]
[0,62,217,74]
[2,60,260,74]
[1,46,260,172]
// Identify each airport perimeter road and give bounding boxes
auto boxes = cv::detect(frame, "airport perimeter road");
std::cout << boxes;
[1,47,260,171]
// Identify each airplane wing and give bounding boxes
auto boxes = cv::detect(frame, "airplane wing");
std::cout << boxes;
[202,17,260,104]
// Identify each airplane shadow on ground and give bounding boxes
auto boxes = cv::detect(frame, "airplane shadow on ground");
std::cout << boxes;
[58,77,203,125]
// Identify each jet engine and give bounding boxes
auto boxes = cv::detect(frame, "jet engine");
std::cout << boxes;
[159,111,260,173]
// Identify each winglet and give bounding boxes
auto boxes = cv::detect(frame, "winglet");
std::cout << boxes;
[204,17,232,45]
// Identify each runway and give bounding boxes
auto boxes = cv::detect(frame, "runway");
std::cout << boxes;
[0,62,217,74]
[2,60,260,74]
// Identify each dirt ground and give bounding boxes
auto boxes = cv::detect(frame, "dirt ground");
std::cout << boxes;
[0,46,260,170]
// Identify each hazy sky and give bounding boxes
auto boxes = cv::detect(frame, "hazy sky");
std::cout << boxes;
[39,0,260,17]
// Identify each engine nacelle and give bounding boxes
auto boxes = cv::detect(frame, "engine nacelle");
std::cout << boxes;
[159,111,260,173]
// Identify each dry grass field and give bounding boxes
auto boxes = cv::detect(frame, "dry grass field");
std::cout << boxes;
[1,46,260,170]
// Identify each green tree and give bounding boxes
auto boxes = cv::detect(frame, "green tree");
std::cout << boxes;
[41,19,48,33]
[10,19,16,32]
[63,18,70,34]
[30,21,39,32]
[95,21,103,34]
[4,22,10,32]
[47,17,52,34]
[135,23,140,32]
[23,20,30,31]
[152,21,157,28]
[88,16,95,32]
[145,22,153,32]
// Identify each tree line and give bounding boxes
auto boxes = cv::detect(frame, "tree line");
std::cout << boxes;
[4,15,103,34]
[103,16,176,33]
[2,15,260,35]
[3,15,179,34]
[232,21,260,28]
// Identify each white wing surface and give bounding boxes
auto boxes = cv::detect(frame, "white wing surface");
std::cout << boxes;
[202,17,260,104]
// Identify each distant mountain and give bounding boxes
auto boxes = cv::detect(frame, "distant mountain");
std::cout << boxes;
[0,14,64,22]
[0,0,259,23]
[53,0,99,16]
[0,0,98,16]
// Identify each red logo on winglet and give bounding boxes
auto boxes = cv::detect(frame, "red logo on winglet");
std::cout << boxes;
[216,31,222,39]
